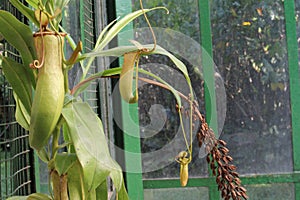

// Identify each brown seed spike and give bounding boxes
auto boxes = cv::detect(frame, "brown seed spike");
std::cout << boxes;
[226,156,233,162]
[219,146,230,154]
[218,184,223,191]
[228,165,237,171]
[221,190,227,198]
[210,162,216,170]
[241,192,249,199]
[234,178,241,185]
[218,139,227,146]
[236,191,242,197]
[232,171,239,177]
[239,186,247,193]
[222,156,229,164]
[206,155,211,163]
[213,169,217,176]
[232,190,237,199]
[225,196,230,200]
[217,160,223,166]
[198,140,203,147]
[218,167,222,175]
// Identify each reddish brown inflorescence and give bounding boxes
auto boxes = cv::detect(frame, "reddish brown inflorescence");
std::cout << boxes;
[195,104,249,200]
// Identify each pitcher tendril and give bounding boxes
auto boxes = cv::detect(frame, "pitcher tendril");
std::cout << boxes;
[140,0,157,53]
[30,10,45,69]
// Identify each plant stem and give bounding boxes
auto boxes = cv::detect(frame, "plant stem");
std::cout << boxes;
[51,170,69,200]
[51,116,65,159]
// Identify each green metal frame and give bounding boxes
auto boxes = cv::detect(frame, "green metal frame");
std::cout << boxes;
[114,0,300,199]
[115,1,144,199]
[284,0,300,199]
[198,0,220,199]
[144,172,300,188]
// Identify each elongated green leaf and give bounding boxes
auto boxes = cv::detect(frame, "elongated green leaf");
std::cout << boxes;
[62,102,123,192]
[87,189,96,200]
[25,0,39,9]
[95,18,119,49]
[0,11,37,86]
[72,65,182,108]
[96,7,167,52]
[42,0,48,6]
[10,0,39,26]
[68,160,86,200]
[109,159,123,191]
[79,45,137,61]
[117,180,129,200]
[7,193,52,200]
[53,153,77,176]
[0,11,36,61]
[2,57,32,113]
[27,193,52,200]
[54,0,70,10]
[81,7,167,80]
[153,46,194,100]
[78,45,187,106]
[95,179,108,200]
[45,0,70,28]
[81,44,190,83]
[36,148,50,163]
[72,67,122,97]
[13,92,30,130]
[6,197,28,200]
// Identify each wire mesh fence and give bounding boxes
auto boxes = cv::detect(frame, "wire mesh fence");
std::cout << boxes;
[0,1,35,199]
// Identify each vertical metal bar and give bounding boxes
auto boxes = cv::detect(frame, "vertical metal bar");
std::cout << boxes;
[198,0,218,133]
[115,0,144,199]
[283,1,300,199]
[79,0,86,53]
[198,0,219,199]
[79,0,88,103]
[94,0,119,195]
[284,0,300,171]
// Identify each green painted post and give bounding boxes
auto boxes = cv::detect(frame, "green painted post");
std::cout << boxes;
[198,0,220,199]
[283,1,300,199]
[198,0,218,133]
[115,0,144,199]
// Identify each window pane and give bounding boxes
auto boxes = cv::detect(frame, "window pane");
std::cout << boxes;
[246,183,294,200]
[144,187,209,200]
[211,0,293,174]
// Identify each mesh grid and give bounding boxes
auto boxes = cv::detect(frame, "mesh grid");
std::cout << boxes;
[0,1,34,199]
[82,0,99,113]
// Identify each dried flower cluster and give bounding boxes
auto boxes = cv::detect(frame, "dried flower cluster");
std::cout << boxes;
[195,105,248,200]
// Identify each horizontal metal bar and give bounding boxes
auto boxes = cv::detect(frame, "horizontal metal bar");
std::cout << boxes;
[143,172,300,189]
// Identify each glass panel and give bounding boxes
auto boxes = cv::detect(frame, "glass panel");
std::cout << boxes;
[128,0,210,179]
[144,187,209,200]
[211,0,293,174]
[246,183,294,200]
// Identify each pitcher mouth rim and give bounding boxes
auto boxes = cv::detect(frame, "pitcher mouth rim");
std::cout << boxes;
[33,31,67,37]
